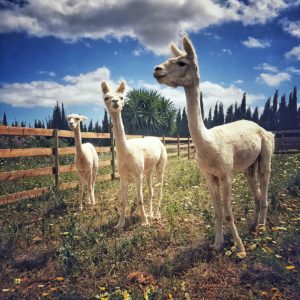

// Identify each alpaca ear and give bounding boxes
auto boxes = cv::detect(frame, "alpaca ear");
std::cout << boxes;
[116,81,126,93]
[101,81,110,94]
[170,43,185,57]
[182,36,196,59]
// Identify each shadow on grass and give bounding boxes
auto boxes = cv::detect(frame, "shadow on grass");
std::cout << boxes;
[151,241,214,277]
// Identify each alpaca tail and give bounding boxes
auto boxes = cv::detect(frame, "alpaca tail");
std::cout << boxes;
[257,130,274,181]
[156,141,168,173]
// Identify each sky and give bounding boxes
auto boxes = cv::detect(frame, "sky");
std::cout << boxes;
[0,0,300,127]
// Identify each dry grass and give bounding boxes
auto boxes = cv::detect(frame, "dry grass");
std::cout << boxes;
[0,154,299,299]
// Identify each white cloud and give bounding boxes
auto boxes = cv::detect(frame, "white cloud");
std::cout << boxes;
[132,47,148,56]
[242,37,271,48]
[0,0,297,54]
[234,79,244,84]
[285,45,300,60]
[0,67,112,108]
[280,18,300,38]
[256,72,291,86]
[37,70,56,77]
[286,66,300,75]
[254,63,278,72]
[222,48,232,55]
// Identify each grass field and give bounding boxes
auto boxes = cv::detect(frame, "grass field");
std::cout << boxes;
[0,154,299,299]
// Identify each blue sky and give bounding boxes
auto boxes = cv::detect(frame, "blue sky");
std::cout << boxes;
[0,0,299,127]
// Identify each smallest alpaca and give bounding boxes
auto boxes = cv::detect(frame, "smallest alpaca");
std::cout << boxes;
[67,114,99,210]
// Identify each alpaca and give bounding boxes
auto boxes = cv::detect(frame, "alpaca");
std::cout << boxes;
[153,36,274,254]
[66,114,99,210]
[101,81,167,230]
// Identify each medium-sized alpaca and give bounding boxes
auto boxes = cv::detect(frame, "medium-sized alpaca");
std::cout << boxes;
[67,114,99,210]
[154,36,274,254]
[101,81,167,229]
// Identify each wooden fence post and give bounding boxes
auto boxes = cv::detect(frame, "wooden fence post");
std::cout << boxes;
[53,129,59,188]
[188,136,190,159]
[162,135,165,145]
[177,134,180,157]
[110,124,116,180]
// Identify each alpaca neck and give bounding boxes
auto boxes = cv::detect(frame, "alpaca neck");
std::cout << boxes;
[74,126,84,155]
[111,112,128,155]
[184,84,210,150]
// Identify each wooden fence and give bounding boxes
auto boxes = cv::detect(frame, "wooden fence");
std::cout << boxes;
[0,126,195,205]
[0,126,299,206]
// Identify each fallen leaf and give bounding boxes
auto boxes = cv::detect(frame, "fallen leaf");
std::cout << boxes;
[236,252,246,259]
[286,265,296,270]
[55,277,65,281]
[127,271,155,285]
[260,291,268,297]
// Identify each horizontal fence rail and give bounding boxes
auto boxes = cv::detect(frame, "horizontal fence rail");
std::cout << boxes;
[0,126,299,205]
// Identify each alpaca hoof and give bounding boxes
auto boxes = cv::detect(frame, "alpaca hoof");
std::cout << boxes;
[141,220,149,227]
[147,212,154,219]
[237,242,246,253]
[209,242,224,251]
[154,211,161,220]
[114,220,125,230]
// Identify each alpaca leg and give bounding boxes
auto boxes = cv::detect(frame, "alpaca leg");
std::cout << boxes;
[154,168,164,220]
[115,177,129,230]
[244,163,261,231]
[222,175,245,253]
[205,174,224,250]
[258,156,272,226]
[145,172,154,218]
[135,174,148,226]
[88,174,95,207]
[91,168,97,206]
[154,154,166,219]
[79,181,84,211]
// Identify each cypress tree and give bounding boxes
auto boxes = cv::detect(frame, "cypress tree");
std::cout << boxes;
[260,97,271,130]
[287,87,297,130]
[245,106,252,120]
[2,112,7,126]
[180,108,189,137]
[94,121,101,133]
[278,94,287,130]
[217,102,224,126]
[252,107,259,124]
[102,110,109,133]
[213,102,218,127]
[225,104,234,124]
[61,103,69,130]
[88,119,93,132]
[207,108,212,128]
[240,92,246,119]
[176,109,181,136]
[297,107,300,130]
[200,92,204,119]
[270,90,278,130]
[233,102,240,121]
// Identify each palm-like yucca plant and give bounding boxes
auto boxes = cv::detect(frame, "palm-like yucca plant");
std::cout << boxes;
[122,88,176,136]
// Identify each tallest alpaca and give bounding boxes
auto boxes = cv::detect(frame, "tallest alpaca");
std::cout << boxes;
[154,36,274,253]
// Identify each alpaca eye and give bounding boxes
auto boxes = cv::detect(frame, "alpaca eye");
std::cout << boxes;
[178,61,186,67]
[104,97,109,101]
[120,96,123,100]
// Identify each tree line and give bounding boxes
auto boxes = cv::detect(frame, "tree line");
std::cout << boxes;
[1,86,299,137]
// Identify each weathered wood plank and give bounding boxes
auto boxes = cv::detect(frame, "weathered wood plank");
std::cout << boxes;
[0,167,53,181]
[0,187,49,205]
[0,126,53,137]
[0,148,52,158]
